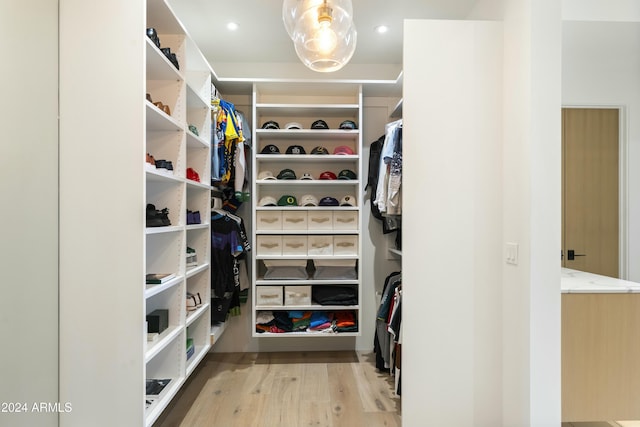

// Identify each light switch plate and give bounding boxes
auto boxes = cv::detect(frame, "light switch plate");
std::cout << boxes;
[506,242,519,265]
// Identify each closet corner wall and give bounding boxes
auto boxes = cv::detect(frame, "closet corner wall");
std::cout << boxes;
[59,0,219,424]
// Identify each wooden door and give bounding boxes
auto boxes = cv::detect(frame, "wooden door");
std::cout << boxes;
[562,108,619,277]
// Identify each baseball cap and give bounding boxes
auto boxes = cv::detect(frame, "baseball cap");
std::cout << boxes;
[333,146,354,155]
[339,120,358,130]
[277,195,298,206]
[285,122,303,130]
[258,170,277,180]
[299,172,315,180]
[258,196,277,207]
[311,119,329,129]
[299,194,319,206]
[261,120,280,130]
[286,145,306,155]
[277,168,297,180]
[319,196,339,206]
[340,195,357,207]
[319,171,337,180]
[260,144,280,154]
[310,146,329,155]
[337,169,357,180]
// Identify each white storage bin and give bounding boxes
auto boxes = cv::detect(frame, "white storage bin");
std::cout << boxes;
[282,235,308,256]
[263,259,309,280]
[333,211,358,230]
[307,211,333,230]
[257,235,282,256]
[312,259,357,280]
[256,286,283,306]
[307,235,333,256]
[284,286,311,306]
[256,211,282,230]
[282,211,308,230]
[333,235,358,256]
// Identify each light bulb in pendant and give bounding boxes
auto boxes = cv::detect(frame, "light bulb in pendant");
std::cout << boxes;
[316,22,337,53]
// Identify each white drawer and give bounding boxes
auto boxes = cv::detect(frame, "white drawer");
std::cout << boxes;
[256,286,283,306]
[333,211,358,230]
[333,235,358,256]
[256,211,282,230]
[307,235,333,255]
[307,211,333,230]
[282,235,308,256]
[256,235,282,256]
[284,286,311,306]
[282,211,308,230]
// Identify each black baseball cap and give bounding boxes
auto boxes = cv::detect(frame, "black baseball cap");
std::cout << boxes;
[319,196,339,206]
[277,168,297,180]
[338,169,357,180]
[286,145,306,155]
[311,146,329,155]
[261,120,280,130]
[311,119,329,129]
[339,120,358,130]
[261,144,280,154]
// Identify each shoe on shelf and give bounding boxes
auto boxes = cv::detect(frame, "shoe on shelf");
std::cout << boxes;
[193,211,201,224]
[153,101,171,116]
[146,204,165,227]
[159,208,171,226]
[186,247,198,267]
[186,292,200,311]
[154,159,174,175]
[188,125,199,136]
[186,210,195,225]
[145,153,156,170]
[186,167,200,182]
[146,28,161,48]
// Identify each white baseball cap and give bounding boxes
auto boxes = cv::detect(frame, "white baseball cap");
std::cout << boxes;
[299,194,319,206]
[258,170,277,180]
[258,196,278,207]
[340,195,357,207]
[299,172,314,180]
[285,122,303,130]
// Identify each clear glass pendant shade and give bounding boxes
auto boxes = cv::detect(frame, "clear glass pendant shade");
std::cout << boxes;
[293,22,357,72]
[282,0,353,40]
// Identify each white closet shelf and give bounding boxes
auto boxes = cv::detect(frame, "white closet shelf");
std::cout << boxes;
[186,262,209,278]
[146,169,184,184]
[145,275,184,299]
[186,131,209,149]
[256,255,358,260]
[144,325,183,363]
[145,225,183,235]
[146,102,185,132]
[256,304,360,310]
[210,322,227,346]
[186,345,210,377]
[255,129,359,140]
[256,230,359,235]
[256,154,359,161]
[186,303,209,327]
[255,331,359,338]
[256,279,359,285]
[144,376,185,427]
[256,180,359,186]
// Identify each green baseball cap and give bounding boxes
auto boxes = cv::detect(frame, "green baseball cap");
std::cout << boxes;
[277,195,298,206]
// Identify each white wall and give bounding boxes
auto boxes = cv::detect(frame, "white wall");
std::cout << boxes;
[402,19,504,427]
[562,21,640,281]
[0,1,59,426]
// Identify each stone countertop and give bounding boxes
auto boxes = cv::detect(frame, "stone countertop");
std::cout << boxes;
[562,268,640,293]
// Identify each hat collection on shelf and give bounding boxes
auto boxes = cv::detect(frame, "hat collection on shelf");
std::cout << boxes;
[258,168,356,181]
[258,194,357,207]
[260,119,358,131]
[260,144,355,155]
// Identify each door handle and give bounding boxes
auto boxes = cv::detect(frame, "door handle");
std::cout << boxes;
[567,249,586,261]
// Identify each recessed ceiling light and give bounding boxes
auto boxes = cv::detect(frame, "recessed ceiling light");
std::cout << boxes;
[375,25,389,34]
[227,22,239,31]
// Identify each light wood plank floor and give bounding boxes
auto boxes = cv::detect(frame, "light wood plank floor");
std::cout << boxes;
[154,351,401,427]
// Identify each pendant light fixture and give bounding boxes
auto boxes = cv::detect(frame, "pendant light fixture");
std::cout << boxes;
[282,0,357,73]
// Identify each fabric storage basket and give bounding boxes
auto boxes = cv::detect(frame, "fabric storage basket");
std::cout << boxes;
[307,211,333,230]
[333,235,358,256]
[312,259,357,280]
[282,211,308,230]
[257,235,283,256]
[263,259,309,280]
[256,211,282,230]
[282,235,308,256]
[332,211,358,230]
[307,235,333,255]
[284,286,311,306]
[256,286,283,306]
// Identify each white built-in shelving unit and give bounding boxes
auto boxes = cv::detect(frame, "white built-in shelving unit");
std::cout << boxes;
[251,82,363,337]
[59,0,221,425]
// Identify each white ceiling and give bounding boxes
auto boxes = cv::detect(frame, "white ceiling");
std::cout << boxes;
[167,0,478,95]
